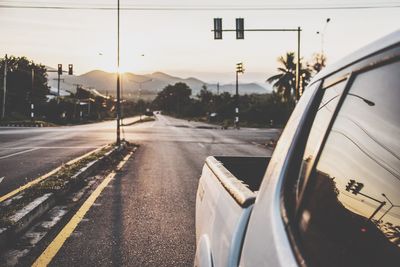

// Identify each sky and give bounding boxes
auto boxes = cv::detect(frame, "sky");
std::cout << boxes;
[0,0,399,84]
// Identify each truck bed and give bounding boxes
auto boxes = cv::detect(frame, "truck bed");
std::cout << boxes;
[195,156,270,267]
[213,156,270,192]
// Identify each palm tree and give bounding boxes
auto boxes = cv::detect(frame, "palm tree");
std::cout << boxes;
[310,52,327,73]
[267,52,311,103]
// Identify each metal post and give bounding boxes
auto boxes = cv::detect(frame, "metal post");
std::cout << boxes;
[116,0,121,145]
[139,83,142,121]
[57,72,60,97]
[31,68,34,120]
[296,27,301,100]
[235,70,239,129]
[368,201,386,221]
[2,54,7,119]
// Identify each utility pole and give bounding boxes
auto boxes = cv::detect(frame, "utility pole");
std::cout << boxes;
[2,54,7,120]
[217,82,220,95]
[116,0,121,145]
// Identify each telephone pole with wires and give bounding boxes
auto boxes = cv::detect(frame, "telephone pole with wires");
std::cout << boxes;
[116,0,121,145]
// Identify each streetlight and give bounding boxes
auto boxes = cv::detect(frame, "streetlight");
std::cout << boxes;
[378,193,400,222]
[131,79,152,120]
[316,18,331,55]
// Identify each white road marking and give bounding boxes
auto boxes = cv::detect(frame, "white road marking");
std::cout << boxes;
[0,146,99,150]
[0,148,40,160]
[0,176,4,184]
[198,143,205,148]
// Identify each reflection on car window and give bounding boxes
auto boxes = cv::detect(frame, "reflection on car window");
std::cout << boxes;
[296,79,347,201]
[297,60,400,267]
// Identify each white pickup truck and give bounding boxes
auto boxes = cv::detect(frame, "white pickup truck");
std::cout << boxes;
[195,31,400,267]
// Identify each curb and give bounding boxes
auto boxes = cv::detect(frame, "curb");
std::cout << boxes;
[0,143,124,250]
[0,122,45,127]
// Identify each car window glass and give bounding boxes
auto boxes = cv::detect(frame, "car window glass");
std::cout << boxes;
[296,79,347,201]
[297,60,400,267]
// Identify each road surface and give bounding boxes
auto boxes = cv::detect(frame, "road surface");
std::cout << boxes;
[0,115,280,266]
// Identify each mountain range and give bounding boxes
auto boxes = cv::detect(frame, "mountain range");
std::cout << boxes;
[47,69,272,99]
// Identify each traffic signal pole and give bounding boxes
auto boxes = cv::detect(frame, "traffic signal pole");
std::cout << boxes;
[235,62,244,129]
[57,72,61,97]
[213,19,302,100]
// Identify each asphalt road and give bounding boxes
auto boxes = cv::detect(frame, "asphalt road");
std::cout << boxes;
[0,120,117,195]
[0,114,280,266]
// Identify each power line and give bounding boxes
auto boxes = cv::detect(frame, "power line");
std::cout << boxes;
[0,4,399,10]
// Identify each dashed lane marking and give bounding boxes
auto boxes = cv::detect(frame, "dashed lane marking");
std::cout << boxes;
[0,176,4,184]
[32,151,133,267]
[0,148,40,160]
[198,143,205,148]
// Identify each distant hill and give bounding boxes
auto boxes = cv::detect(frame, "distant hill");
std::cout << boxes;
[46,69,271,99]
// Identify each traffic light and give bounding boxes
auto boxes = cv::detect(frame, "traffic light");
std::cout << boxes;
[68,64,73,75]
[236,18,244,39]
[214,18,222,40]
[352,182,364,195]
[58,64,62,75]
[345,179,355,192]
[236,62,244,74]
[345,179,364,195]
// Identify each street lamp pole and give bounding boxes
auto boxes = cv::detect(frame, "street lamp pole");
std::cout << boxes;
[116,0,121,145]
[316,18,331,55]
[378,194,400,222]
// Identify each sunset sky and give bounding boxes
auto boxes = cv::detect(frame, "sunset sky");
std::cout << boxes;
[0,0,399,83]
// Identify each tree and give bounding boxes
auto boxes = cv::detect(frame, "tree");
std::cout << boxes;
[267,52,311,103]
[197,84,213,114]
[310,53,327,73]
[153,82,192,116]
[0,56,49,119]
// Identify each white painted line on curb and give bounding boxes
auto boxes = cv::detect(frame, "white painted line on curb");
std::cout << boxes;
[0,148,40,160]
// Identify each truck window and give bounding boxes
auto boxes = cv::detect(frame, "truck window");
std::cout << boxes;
[296,78,347,203]
[296,60,400,267]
